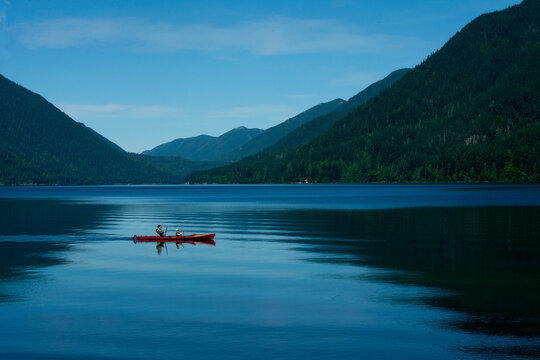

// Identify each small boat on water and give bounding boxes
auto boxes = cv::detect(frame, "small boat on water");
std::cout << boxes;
[132,233,216,246]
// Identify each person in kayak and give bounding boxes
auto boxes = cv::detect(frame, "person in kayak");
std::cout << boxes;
[175,229,184,249]
[156,225,166,237]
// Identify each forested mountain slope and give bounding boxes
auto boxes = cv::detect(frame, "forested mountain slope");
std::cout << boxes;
[0,74,214,185]
[224,98,345,161]
[142,126,264,161]
[265,68,410,154]
[187,0,539,183]
[147,70,407,164]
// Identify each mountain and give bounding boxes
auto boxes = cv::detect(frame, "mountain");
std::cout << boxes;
[224,99,345,161]
[142,126,264,161]
[145,70,407,164]
[263,68,410,154]
[143,99,345,162]
[186,0,540,184]
[83,123,126,153]
[0,74,217,185]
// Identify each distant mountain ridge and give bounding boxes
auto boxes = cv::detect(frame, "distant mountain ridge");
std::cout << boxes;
[142,126,264,161]
[186,0,540,183]
[142,99,345,162]
[224,99,345,161]
[143,70,408,163]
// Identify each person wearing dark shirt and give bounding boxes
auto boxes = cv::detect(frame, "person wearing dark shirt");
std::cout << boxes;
[156,225,166,237]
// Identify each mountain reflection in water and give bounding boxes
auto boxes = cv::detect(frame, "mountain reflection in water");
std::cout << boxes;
[0,242,70,302]
[0,186,538,359]
[0,199,115,303]
[252,207,540,337]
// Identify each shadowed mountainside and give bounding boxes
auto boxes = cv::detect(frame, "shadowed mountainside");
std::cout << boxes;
[187,1,539,184]
[0,74,218,185]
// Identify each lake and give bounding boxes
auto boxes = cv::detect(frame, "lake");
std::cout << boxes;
[0,184,539,359]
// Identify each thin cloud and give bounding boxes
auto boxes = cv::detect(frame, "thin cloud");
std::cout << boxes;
[12,17,425,55]
[56,102,299,129]
[0,2,9,58]
[205,105,297,120]
[285,93,319,100]
[333,71,387,89]
[57,103,185,121]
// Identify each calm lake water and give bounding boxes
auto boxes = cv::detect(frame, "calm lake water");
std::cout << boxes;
[0,184,539,360]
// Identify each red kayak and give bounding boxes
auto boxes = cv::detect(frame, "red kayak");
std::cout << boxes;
[133,233,216,246]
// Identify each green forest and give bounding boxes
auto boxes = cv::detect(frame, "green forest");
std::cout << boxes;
[187,0,540,184]
[0,74,218,185]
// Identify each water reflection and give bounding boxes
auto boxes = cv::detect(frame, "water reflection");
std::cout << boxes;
[0,199,117,235]
[0,242,70,302]
[0,193,538,358]
[153,241,186,255]
[156,242,167,255]
[245,207,540,338]
[92,198,540,339]
[0,199,115,303]
[151,240,216,255]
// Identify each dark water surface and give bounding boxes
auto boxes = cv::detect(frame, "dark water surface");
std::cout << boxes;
[0,185,539,359]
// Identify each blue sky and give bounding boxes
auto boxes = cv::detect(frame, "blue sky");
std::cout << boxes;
[0,0,521,153]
